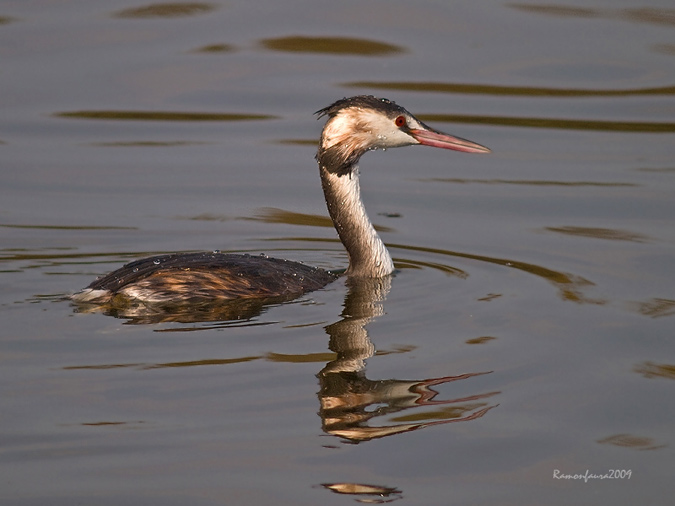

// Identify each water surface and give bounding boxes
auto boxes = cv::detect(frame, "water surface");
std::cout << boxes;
[1,1,674,505]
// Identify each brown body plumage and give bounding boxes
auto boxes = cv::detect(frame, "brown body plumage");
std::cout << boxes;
[82,252,335,303]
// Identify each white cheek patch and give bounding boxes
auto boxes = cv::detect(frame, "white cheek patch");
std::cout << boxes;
[321,108,418,152]
[356,110,417,148]
[321,114,352,150]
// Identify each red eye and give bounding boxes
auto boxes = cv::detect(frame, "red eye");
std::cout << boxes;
[394,115,406,127]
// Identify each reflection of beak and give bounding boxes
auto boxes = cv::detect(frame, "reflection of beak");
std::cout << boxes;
[409,127,491,154]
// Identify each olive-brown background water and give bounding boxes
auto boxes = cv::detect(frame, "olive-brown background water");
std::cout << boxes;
[2,1,674,505]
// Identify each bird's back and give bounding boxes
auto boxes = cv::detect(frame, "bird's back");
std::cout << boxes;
[75,252,337,304]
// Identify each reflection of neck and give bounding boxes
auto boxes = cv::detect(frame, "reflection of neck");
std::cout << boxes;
[321,276,391,374]
[320,166,394,278]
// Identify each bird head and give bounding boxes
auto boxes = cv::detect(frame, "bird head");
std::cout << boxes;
[316,95,489,175]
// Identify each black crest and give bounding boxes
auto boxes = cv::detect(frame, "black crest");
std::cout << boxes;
[315,95,404,120]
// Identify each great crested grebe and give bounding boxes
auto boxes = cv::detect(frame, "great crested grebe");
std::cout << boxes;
[73,96,489,305]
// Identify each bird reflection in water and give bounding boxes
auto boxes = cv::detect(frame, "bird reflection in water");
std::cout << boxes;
[72,272,500,441]
[317,276,499,444]
[70,274,499,503]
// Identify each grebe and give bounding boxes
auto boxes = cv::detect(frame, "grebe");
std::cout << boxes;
[73,96,489,305]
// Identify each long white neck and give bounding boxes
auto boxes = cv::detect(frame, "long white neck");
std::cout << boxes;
[320,165,394,277]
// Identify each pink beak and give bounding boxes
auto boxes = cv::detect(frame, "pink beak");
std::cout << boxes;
[409,128,490,154]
